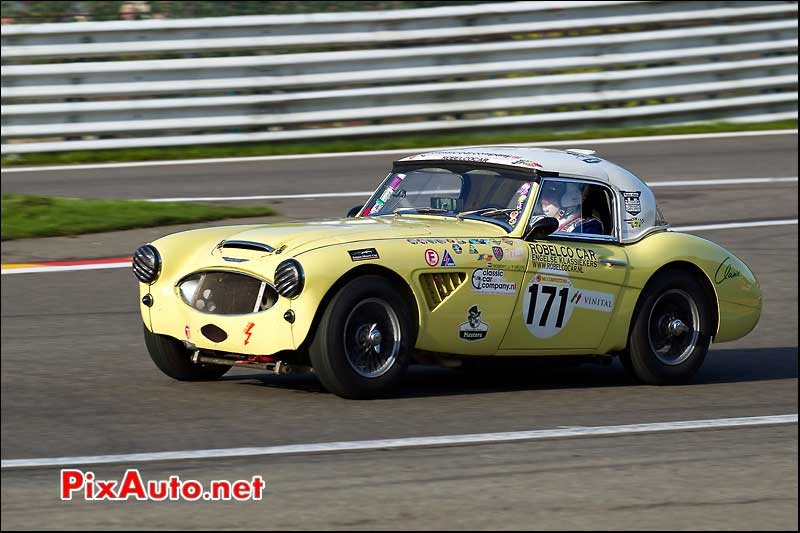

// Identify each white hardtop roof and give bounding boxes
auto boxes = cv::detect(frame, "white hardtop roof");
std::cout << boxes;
[398,146,651,194]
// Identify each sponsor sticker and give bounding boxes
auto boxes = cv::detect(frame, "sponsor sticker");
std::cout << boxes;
[523,270,615,338]
[459,305,489,341]
[441,249,456,267]
[348,248,380,262]
[471,269,517,295]
[492,246,504,261]
[529,242,599,273]
[625,218,643,229]
[622,191,642,216]
[452,244,463,254]
[572,289,615,312]
[425,249,439,267]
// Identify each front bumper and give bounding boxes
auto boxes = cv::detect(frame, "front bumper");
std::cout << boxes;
[140,280,296,356]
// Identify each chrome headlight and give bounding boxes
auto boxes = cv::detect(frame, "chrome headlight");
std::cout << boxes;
[275,259,304,298]
[132,244,161,284]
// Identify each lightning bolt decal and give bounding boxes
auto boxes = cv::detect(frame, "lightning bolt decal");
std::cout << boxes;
[243,322,255,345]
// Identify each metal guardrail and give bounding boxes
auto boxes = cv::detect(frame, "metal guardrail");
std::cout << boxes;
[1,0,797,154]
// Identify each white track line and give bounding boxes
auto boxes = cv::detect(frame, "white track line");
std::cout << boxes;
[2,414,795,469]
[0,262,132,275]
[1,219,797,275]
[1,129,796,174]
[672,218,798,232]
[147,176,798,202]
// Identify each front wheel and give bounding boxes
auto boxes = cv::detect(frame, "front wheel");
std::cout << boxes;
[309,276,415,399]
[143,326,230,381]
[625,270,712,385]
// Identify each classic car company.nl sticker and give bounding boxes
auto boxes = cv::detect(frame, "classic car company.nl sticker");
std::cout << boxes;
[622,191,642,216]
[459,305,489,341]
[348,248,380,262]
[424,249,439,267]
[472,269,517,295]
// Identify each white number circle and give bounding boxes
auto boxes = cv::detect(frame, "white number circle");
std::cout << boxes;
[522,269,576,338]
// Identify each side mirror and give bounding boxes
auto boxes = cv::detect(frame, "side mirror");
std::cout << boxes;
[346,205,363,218]
[524,216,559,241]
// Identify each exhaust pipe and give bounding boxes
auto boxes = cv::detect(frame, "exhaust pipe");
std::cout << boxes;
[191,351,312,375]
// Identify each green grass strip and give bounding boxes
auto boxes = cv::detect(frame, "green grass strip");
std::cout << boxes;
[1,194,276,240]
[2,120,795,167]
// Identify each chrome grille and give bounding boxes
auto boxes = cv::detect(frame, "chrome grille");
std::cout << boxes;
[178,270,277,315]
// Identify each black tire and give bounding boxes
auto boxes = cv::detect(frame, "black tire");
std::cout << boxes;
[626,270,712,385]
[309,275,415,399]
[143,325,230,381]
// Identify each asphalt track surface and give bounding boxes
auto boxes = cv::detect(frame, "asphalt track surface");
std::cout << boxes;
[1,134,797,529]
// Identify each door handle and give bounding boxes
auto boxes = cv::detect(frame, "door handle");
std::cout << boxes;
[598,258,627,266]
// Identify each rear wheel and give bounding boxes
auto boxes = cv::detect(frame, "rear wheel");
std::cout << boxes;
[310,276,415,399]
[143,326,230,381]
[626,270,712,385]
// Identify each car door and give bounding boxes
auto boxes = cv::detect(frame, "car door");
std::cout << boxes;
[499,178,630,353]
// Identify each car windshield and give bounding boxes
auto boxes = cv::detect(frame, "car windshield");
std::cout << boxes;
[361,164,535,229]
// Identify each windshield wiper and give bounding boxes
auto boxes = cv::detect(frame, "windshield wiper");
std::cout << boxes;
[457,208,517,219]
[393,207,451,215]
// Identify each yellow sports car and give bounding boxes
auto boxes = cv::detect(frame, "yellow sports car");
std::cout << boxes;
[134,147,761,399]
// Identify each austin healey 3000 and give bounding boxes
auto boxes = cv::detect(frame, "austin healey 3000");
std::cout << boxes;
[134,147,761,398]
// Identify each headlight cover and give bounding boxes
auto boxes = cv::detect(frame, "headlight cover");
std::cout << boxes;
[275,259,304,298]
[132,244,161,284]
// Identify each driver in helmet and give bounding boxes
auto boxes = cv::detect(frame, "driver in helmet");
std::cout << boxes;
[537,181,604,234]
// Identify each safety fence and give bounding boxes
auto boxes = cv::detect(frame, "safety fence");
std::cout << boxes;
[1,0,797,153]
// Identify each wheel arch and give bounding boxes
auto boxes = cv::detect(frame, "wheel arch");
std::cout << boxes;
[298,264,421,352]
[628,260,720,345]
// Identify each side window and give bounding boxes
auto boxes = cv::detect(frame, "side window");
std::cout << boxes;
[532,179,613,237]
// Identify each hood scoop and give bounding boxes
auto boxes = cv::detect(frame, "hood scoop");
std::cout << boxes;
[216,240,275,253]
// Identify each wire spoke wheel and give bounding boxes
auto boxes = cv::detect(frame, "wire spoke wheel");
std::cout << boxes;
[343,298,401,378]
[647,289,700,366]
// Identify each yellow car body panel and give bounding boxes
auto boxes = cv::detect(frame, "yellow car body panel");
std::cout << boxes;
[136,146,761,367]
[139,216,760,358]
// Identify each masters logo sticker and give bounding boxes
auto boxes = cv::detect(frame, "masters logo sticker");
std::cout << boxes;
[471,268,517,295]
[459,305,489,341]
